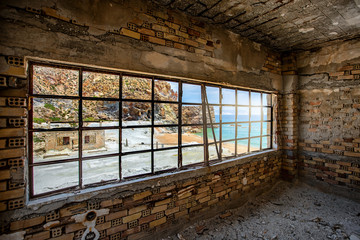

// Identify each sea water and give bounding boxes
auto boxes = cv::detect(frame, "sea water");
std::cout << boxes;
[196,115,269,147]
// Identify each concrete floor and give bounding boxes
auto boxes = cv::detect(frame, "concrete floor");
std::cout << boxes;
[166,181,360,240]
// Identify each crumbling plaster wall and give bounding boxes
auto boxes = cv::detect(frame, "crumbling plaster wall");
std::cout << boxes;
[0,0,282,91]
[0,0,284,239]
[295,39,360,195]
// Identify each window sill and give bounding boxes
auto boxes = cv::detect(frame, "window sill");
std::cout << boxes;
[26,149,280,213]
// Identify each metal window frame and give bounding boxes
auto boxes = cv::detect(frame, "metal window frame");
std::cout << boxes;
[28,61,274,198]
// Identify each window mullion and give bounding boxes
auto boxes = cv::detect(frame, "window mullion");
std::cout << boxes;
[79,68,83,189]
[151,77,155,174]
[178,80,182,169]
[201,85,209,166]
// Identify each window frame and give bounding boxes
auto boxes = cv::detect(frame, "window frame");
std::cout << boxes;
[28,61,274,198]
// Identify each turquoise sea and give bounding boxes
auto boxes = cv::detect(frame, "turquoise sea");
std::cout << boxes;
[195,115,270,148]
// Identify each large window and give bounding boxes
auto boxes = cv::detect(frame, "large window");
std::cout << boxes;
[29,62,273,197]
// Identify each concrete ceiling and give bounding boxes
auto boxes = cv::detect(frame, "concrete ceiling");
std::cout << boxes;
[150,0,360,52]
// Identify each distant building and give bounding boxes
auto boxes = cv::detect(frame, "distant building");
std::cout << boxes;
[44,131,105,151]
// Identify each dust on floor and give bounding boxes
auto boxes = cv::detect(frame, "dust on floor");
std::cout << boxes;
[165,181,360,240]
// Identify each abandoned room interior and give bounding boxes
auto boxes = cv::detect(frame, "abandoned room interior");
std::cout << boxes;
[0,0,360,239]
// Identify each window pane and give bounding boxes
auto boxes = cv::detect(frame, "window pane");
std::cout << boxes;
[206,86,219,104]
[33,161,78,195]
[222,88,235,104]
[262,136,271,149]
[251,107,261,121]
[33,98,78,129]
[154,127,178,149]
[33,65,79,96]
[222,124,235,140]
[251,92,261,106]
[83,100,119,127]
[154,80,178,101]
[182,146,203,165]
[222,106,235,122]
[154,149,178,172]
[238,90,249,105]
[83,71,119,98]
[207,125,220,143]
[82,130,119,157]
[263,93,271,106]
[237,139,248,154]
[263,122,271,136]
[250,123,261,137]
[154,103,178,125]
[182,126,203,145]
[122,152,151,178]
[122,128,151,152]
[33,131,78,163]
[206,106,220,124]
[182,105,202,124]
[208,143,220,160]
[182,83,201,103]
[222,141,235,157]
[250,138,260,151]
[122,102,151,126]
[263,107,271,121]
[123,75,152,100]
[237,107,249,122]
[83,157,119,185]
[237,123,249,139]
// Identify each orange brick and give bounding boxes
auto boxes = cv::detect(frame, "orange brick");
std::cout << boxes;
[0,148,25,159]
[0,170,10,180]
[0,181,7,191]
[96,221,111,231]
[198,196,211,203]
[133,190,152,201]
[138,214,156,225]
[10,216,45,231]
[165,206,179,215]
[129,205,147,215]
[148,36,166,45]
[151,204,167,214]
[120,28,140,39]
[174,42,187,50]
[0,188,24,201]
[106,224,127,235]
[344,151,360,157]
[50,233,74,240]
[100,198,122,208]
[138,28,155,36]
[185,39,199,47]
[160,185,175,193]
[0,107,26,117]
[154,198,171,207]
[105,209,127,221]
[65,223,85,233]
[149,217,166,228]
[123,212,141,223]
[0,201,6,211]
[25,231,50,240]
[0,128,25,137]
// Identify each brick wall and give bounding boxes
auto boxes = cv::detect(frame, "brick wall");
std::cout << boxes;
[298,63,360,190]
[0,140,281,240]
[0,56,27,213]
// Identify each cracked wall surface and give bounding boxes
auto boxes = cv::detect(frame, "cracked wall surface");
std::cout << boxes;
[152,0,360,51]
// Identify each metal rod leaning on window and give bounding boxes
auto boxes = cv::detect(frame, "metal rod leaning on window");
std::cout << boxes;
[201,85,209,166]
[204,88,220,160]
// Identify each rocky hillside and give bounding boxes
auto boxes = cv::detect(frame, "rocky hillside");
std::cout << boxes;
[33,71,215,126]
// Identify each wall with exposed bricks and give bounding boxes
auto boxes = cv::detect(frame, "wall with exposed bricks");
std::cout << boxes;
[0,0,286,239]
[296,42,360,192]
[0,0,360,239]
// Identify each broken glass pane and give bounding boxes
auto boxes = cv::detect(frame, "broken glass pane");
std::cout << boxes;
[154,80,178,101]
[123,75,152,100]
[83,100,119,127]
